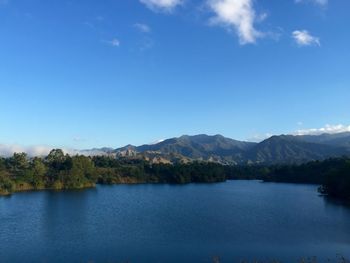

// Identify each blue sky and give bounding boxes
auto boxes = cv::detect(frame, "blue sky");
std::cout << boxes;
[0,0,349,152]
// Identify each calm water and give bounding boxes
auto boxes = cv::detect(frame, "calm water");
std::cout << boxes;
[1,180,350,263]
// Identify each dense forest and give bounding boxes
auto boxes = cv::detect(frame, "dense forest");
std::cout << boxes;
[1,149,350,200]
[0,149,228,195]
[259,158,350,200]
[229,157,350,200]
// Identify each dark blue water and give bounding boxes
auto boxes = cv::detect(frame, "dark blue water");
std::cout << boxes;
[1,181,350,263]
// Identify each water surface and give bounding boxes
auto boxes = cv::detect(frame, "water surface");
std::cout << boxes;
[1,180,350,262]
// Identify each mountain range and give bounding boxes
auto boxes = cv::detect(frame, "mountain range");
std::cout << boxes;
[102,132,350,165]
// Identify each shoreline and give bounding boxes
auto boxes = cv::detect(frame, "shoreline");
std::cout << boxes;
[0,179,334,199]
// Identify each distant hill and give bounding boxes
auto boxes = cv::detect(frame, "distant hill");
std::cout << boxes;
[297,132,350,148]
[136,134,255,159]
[98,133,350,165]
[112,134,255,164]
[244,135,349,164]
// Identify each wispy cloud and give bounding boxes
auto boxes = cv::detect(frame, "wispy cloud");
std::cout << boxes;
[247,133,273,142]
[140,0,183,12]
[292,30,320,46]
[295,0,328,7]
[247,124,350,142]
[139,37,155,51]
[83,21,96,30]
[0,144,108,157]
[150,139,165,145]
[134,23,152,33]
[95,15,105,21]
[294,124,350,136]
[207,0,262,45]
[0,144,52,157]
[103,38,121,47]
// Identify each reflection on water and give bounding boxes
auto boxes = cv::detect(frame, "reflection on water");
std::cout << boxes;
[1,181,350,263]
[323,196,350,210]
[42,189,96,240]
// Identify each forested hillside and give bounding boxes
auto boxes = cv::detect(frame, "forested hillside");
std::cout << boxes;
[113,133,350,165]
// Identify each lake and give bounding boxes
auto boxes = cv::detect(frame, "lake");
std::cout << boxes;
[1,180,350,263]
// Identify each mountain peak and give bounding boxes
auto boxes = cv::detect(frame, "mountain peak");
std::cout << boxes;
[111,133,350,165]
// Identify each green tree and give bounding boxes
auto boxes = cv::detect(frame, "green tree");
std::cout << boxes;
[46,149,65,168]
[28,157,47,189]
[9,152,29,178]
[58,155,97,189]
[0,170,14,194]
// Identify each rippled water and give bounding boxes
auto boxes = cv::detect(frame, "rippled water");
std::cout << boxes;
[1,180,350,263]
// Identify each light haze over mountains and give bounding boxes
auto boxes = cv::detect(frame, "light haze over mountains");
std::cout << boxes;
[2,132,350,165]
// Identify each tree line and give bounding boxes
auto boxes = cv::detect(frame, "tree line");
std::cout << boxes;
[259,157,350,200]
[1,150,349,200]
[228,157,350,200]
[0,149,228,195]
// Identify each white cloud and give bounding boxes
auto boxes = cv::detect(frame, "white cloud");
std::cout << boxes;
[257,12,268,23]
[150,139,165,145]
[0,144,53,157]
[139,37,155,51]
[0,144,108,157]
[103,38,120,47]
[110,38,120,47]
[295,0,328,7]
[208,0,262,45]
[140,0,183,12]
[134,23,151,33]
[292,30,320,46]
[294,124,350,136]
[247,133,273,142]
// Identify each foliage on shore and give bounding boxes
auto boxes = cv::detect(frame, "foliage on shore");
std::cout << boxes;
[0,150,228,195]
[229,157,350,200]
[1,150,350,200]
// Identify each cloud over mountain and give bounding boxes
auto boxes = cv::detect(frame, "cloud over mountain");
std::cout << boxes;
[0,144,108,157]
[295,124,350,136]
